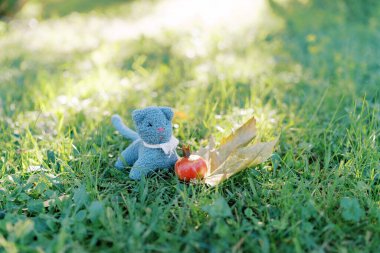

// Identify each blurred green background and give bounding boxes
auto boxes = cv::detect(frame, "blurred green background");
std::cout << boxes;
[0,0,379,252]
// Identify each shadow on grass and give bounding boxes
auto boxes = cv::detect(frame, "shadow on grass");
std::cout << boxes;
[268,0,380,102]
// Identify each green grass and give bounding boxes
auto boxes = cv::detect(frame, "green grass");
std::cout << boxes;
[0,0,379,252]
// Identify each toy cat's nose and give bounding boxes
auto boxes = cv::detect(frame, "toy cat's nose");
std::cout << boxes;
[157,127,165,132]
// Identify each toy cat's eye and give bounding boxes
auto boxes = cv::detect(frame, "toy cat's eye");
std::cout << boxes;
[147,123,153,127]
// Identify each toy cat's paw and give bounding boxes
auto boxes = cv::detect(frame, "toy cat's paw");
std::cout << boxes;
[129,167,143,180]
[115,160,125,171]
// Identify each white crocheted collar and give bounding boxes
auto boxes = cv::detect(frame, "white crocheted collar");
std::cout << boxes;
[143,136,179,156]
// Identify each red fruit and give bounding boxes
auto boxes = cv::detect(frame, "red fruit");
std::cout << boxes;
[175,146,208,181]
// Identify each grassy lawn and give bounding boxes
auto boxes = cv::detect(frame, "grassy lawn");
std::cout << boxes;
[0,0,379,252]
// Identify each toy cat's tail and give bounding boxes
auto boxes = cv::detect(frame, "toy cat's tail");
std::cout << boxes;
[111,115,139,141]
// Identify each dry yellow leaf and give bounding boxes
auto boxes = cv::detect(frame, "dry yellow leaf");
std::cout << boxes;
[205,139,278,186]
[195,115,277,186]
[173,111,189,121]
[216,116,257,169]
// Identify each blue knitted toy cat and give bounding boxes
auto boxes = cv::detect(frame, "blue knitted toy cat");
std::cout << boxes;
[112,106,179,180]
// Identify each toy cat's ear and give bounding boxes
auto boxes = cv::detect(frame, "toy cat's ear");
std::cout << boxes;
[160,107,174,121]
[132,109,145,125]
